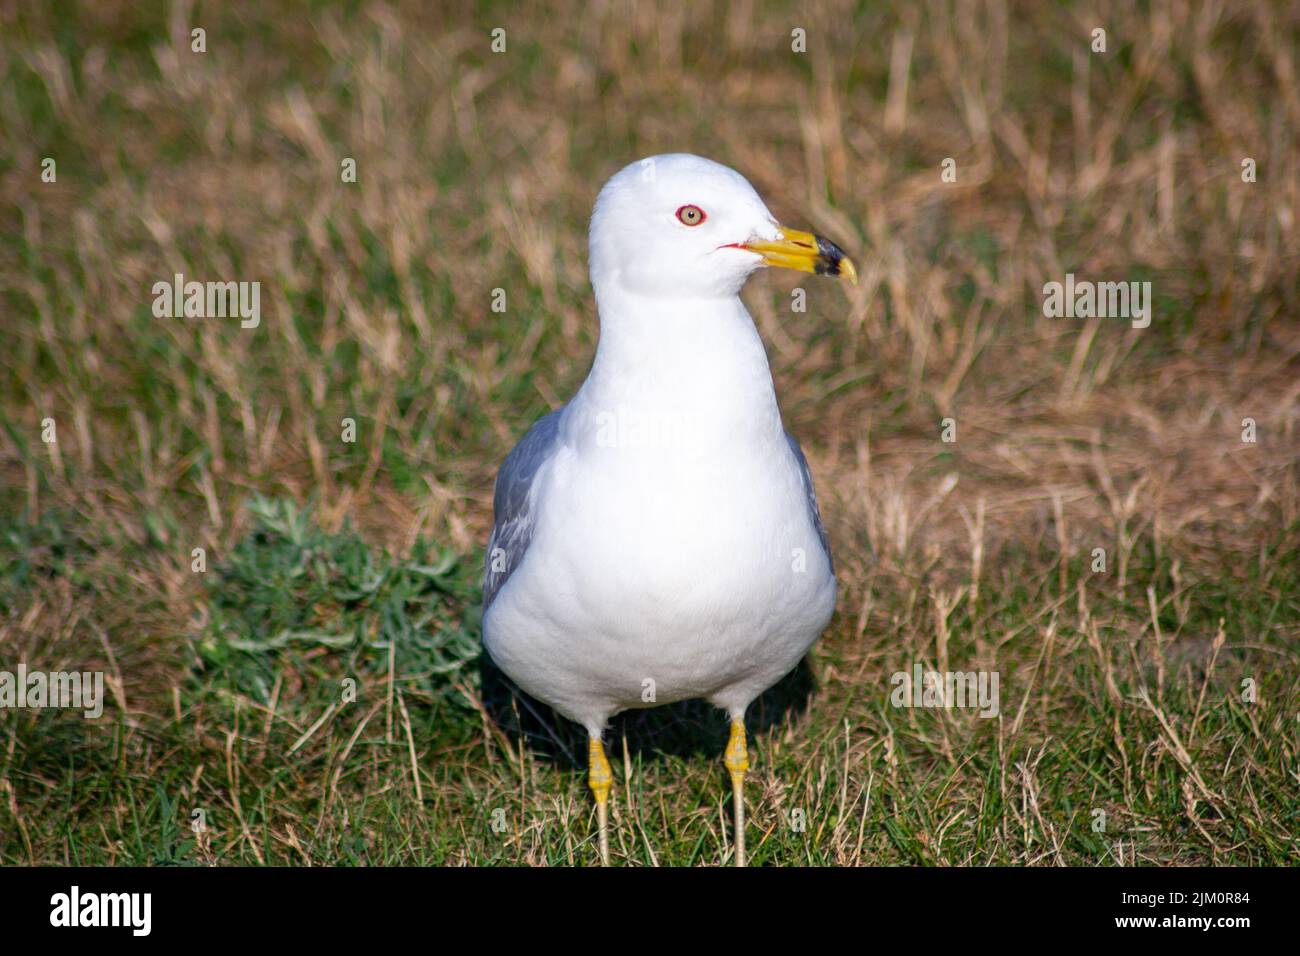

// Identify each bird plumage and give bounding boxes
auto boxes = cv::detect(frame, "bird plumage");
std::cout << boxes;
[479,153,854,865]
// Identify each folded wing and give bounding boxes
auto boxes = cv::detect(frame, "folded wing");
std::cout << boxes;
[483,409,564,611]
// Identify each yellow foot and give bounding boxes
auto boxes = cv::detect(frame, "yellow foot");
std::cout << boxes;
[724,718,748,867]
[588,736,612,866]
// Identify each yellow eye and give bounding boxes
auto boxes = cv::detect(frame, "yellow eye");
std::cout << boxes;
[675,204,706,226]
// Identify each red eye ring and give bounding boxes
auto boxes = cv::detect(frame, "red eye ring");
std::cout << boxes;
[675,204,706,226]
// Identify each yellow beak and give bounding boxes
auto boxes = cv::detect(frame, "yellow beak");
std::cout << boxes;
[739,225,858,284]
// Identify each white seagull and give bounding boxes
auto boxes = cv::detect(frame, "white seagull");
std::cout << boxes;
[482,153,856,866]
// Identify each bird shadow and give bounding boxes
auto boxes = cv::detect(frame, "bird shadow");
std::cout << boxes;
[476,653,816,771]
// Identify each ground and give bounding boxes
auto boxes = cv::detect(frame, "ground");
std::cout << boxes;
[1,0,1298,865]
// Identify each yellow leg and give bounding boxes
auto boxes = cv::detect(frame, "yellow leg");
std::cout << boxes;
[724,718,749,867]
[588,736,612,866]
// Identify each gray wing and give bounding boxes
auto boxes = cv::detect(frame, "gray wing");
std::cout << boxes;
[786,431,834,575]
[483,409,563,612]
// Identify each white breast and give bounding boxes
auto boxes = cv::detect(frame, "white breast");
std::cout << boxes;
[482,294,836,735]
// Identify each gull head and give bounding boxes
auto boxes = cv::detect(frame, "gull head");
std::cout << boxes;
[588,153,857,299]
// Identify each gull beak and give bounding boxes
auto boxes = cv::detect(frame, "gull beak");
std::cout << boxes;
[739,225,858,284]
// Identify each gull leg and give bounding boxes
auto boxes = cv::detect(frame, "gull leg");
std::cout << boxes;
[588,735,612,866]
[724,718,749,867]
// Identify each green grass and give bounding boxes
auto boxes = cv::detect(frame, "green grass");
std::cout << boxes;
[2,498,1296,865]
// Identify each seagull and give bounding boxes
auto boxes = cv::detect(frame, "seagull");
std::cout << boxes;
[482,153,856,866]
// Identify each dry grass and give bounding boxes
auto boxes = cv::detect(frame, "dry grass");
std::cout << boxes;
[0,0,1297,865]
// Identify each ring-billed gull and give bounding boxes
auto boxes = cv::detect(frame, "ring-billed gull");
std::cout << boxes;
[483,153,857,866]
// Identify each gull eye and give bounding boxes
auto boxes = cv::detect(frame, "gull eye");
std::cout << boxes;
[675,204,706,227]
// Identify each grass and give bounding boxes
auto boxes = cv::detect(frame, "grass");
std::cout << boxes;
[1,0,1298,866]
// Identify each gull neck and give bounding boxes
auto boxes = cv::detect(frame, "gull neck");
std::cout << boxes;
[572,281,784,447]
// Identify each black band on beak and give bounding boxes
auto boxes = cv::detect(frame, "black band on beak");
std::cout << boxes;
[814,234,852,278]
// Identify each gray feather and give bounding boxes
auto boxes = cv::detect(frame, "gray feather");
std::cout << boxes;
[786,431,834,574]
[483,409,563,611]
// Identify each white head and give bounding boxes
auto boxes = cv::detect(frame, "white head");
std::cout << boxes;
[588,153,856,300]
